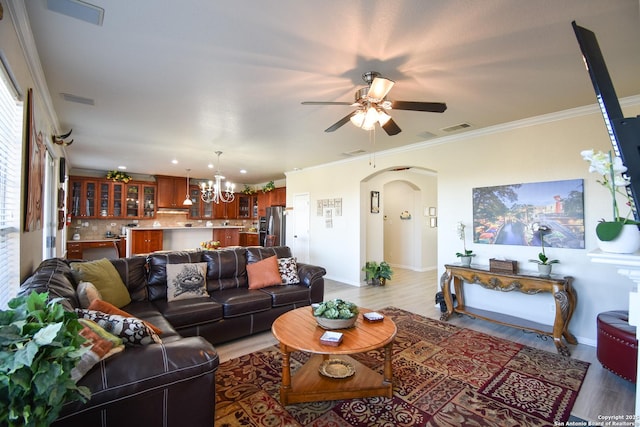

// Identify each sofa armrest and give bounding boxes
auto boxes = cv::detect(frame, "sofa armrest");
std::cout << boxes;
[296,263,326,303]
[296,263,326,287]
[55,336,219,425]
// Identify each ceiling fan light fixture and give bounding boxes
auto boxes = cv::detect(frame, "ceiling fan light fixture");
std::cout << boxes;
[377,109,391,126]
[362,106,379,130]
[367,77,395,101]
[350,110,366,127]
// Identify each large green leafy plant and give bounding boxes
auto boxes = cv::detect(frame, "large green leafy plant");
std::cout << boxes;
[0,292,90,427]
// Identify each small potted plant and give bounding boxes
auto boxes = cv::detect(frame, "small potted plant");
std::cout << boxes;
[456,221,475,267]
[0,292,91,427]
[362,261,393,286]
[528,224,559,275]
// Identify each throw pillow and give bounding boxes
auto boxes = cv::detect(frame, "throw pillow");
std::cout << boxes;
[247,255,282,289]
[88,299,163,335]
[77,281,102,308]
[70,258,131,308]
[277,257,300,285]
[76,309,162,346]
[71,318,124,382]
[166,262,209,302]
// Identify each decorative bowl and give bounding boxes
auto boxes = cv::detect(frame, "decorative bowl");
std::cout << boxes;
[315,315,357,330]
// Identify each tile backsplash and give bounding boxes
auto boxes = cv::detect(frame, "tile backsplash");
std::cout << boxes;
[68,212,256,240]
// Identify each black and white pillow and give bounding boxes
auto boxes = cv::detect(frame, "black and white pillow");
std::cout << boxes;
[75,309,161,346]
[166,262,209,302]
[277,257,300,284]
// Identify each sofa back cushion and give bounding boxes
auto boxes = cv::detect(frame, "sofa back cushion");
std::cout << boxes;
[245,246,292,264]
[202,248,248,291]
[110,256,149,302]
[146,251,204,301]
[18,258,79,311]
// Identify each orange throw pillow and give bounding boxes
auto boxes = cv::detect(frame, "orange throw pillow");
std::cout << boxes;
[247,256,282,289]
[88,299,163,335]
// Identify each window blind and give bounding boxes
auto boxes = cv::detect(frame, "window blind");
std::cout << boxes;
[0,58,22,309]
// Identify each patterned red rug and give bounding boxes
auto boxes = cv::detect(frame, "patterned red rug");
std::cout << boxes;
[215,307,589,426]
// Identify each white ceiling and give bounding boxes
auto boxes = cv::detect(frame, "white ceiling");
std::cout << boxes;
[21,0,640,185]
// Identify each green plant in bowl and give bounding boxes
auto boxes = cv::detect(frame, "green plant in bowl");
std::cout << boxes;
[313,299,359,329]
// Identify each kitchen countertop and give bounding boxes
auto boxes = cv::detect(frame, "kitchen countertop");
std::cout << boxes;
[130,226,244,231]
[67,238,124,243]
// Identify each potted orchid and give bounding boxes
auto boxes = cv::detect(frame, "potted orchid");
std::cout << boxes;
[528,224,559,275]
[581,149,640,252]
[455,221,475,267]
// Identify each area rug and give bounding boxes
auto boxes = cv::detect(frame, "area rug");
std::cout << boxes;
[215,307,589,426]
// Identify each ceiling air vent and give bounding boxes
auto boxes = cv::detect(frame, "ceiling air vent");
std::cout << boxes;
[441,122,472,133]
[47,0,104,26]
[61,93,95,106]
[342,149,367,157]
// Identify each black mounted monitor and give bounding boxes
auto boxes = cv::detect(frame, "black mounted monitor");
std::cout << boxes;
[572,20,640,219]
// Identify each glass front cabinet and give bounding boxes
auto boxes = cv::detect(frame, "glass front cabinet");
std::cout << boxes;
[187,185,213,219]
[126,183,156,218]
[69,178,98,217]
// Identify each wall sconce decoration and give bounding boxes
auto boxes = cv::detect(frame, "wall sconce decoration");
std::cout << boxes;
[400,211,412,220]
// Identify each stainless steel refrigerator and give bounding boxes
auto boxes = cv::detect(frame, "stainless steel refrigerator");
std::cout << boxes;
[265,206,286,246]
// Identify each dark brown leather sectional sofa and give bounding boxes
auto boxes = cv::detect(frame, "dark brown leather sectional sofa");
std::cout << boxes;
[17,245,326,427]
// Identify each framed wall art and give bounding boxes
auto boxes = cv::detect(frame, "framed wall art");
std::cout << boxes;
[370,191,379,213]
[472,179,584,249]
[24,88,45,232]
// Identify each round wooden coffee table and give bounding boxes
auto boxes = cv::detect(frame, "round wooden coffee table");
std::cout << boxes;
[271,306,397,405]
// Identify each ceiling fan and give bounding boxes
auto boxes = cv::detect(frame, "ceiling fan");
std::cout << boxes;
[302,71,447,136]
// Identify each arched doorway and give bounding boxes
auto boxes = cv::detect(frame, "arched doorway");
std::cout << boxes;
[361,166,438,277]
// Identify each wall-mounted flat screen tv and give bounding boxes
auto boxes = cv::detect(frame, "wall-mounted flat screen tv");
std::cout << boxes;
[572,21,640,219]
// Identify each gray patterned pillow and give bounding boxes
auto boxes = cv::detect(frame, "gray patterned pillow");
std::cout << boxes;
[166,262,209,302]
[75,309,161,346]
[278,257,300,284]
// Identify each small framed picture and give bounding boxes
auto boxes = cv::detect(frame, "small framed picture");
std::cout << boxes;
[371,191,379,213]
[429,207,437,216]
[430,217,438,228]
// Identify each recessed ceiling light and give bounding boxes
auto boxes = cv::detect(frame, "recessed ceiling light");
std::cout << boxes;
[240,169,247,174]
[117,165,127,170]
[208,163,214,169]
[171,159,178,164]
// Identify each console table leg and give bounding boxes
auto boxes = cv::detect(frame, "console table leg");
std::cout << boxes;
[440,271,454,321]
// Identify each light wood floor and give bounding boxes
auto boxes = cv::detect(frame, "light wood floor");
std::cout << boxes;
[215,268,636,421]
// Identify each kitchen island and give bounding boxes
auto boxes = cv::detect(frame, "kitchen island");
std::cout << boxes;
[126,226,244,256]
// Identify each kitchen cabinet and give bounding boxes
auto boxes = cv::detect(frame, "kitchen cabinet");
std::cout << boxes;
[130,229,163,254]
[214,198,238,219]
[257,187,286,217]
[126,184,156,218]
[98,181,125,218]
[237,195,258,219]
[187,185,214,219]
[69,178,98,217]
[213,228,240,247]
[239,232,259,246]
[66,240,123,260]
[156,175,188,209]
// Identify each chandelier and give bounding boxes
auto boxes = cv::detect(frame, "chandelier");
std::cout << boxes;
[200,151,235,204]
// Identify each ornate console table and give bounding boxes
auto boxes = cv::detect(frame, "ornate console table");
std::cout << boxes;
[441,264,577,356]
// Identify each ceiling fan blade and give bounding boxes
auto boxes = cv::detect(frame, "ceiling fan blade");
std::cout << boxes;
[367,77,395,101]
[325,111,355,132]
[301,101,353,106]
[382,117,402,136]
[390,101,447,113]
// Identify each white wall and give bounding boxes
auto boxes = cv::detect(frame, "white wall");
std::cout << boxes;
[286,98,640,345]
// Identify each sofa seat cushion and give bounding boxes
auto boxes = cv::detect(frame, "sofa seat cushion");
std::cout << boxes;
[210,288,273,318]
[121,301,180,340]
[259,285,310,307]
[152,298,223,329]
